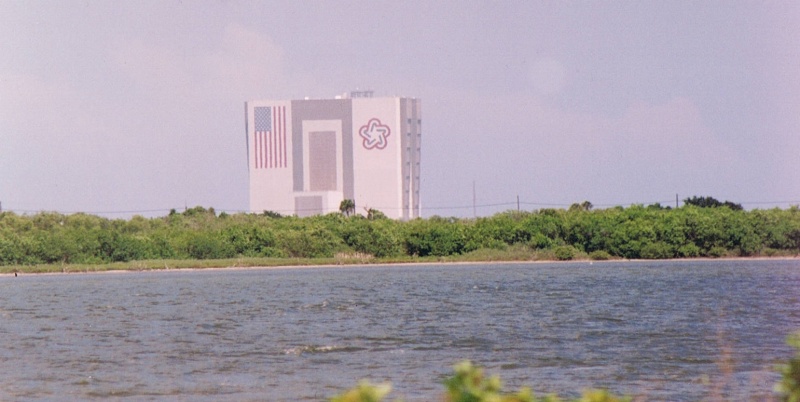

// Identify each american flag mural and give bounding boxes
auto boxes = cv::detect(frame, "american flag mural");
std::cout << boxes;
[254,106,287,169]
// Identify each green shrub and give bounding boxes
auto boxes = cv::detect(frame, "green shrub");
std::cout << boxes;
[0,235,27,265]
[404,221,465,257]
[589,250,611,260]
[331,360,631,402]
[341,220,403,258]
[553,246,576,261]
[776,331,800,402]
[460,244,536,262]
[182,232,235,260]
[4,204,800,267]
[332,335,800,402]
[639,242,674,259]
[224,225,277,257]
[33,231,81,264]
[528,233,553,250]
[277,227,344,258]
[444,361,536,402]
[763,248,784,257]
[258,246,287,258]
[678,243,701,258]
[330,380,392,402]
[108,234,158,262]
[706,246,727,258]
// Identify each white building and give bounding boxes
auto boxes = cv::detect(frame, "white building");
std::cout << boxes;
[245,92,421,220]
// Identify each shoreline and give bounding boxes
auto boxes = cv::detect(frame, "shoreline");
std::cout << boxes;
[4,255,797,277]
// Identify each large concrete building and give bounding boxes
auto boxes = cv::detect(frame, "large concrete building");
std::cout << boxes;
[245,92,421,220]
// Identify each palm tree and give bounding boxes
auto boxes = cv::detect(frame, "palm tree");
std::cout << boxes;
[339,199,356,217]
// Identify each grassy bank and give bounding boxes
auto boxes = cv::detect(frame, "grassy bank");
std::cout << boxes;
[2,247,795,275]
[0,248,555,275]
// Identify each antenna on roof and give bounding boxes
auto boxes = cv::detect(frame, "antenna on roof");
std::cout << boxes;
[350,89,374,98]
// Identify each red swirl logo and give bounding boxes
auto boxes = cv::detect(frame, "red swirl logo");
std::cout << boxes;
[358,118,391,150]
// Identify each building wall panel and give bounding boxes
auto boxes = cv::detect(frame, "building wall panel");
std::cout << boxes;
[308,131,337,191]
[351,98,402,218]
[247,96,419,219]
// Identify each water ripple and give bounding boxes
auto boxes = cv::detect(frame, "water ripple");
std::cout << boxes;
[0,260,798,401]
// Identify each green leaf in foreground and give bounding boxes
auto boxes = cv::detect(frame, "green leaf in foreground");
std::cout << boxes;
[331,360,631,402]
[776,331,800,402]
[330,380,393,402]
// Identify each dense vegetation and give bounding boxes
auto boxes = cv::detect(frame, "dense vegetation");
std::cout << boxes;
[332,331,800,401]
[1,199,799,268]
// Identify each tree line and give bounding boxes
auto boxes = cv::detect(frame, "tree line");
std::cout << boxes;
[1,198,799,266]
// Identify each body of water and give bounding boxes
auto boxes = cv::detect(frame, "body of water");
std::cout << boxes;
[1,260,799,401]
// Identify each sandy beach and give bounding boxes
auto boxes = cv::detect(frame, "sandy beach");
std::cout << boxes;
[5,255,797,277]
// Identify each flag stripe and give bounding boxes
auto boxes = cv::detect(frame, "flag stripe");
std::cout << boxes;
[281,106,287,167]
[279,106,284,166]
[271,107,276,168]
[277,107,283,167]
[253,105,287,170]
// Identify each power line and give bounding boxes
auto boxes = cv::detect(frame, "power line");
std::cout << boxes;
[3,198,798,218]
[740,200,800,205]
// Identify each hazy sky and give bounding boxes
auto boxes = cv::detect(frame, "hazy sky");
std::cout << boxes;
[2,1,798,217]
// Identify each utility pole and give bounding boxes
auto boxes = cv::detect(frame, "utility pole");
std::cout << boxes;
[676,193,679,209]
[517,195,520,212]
